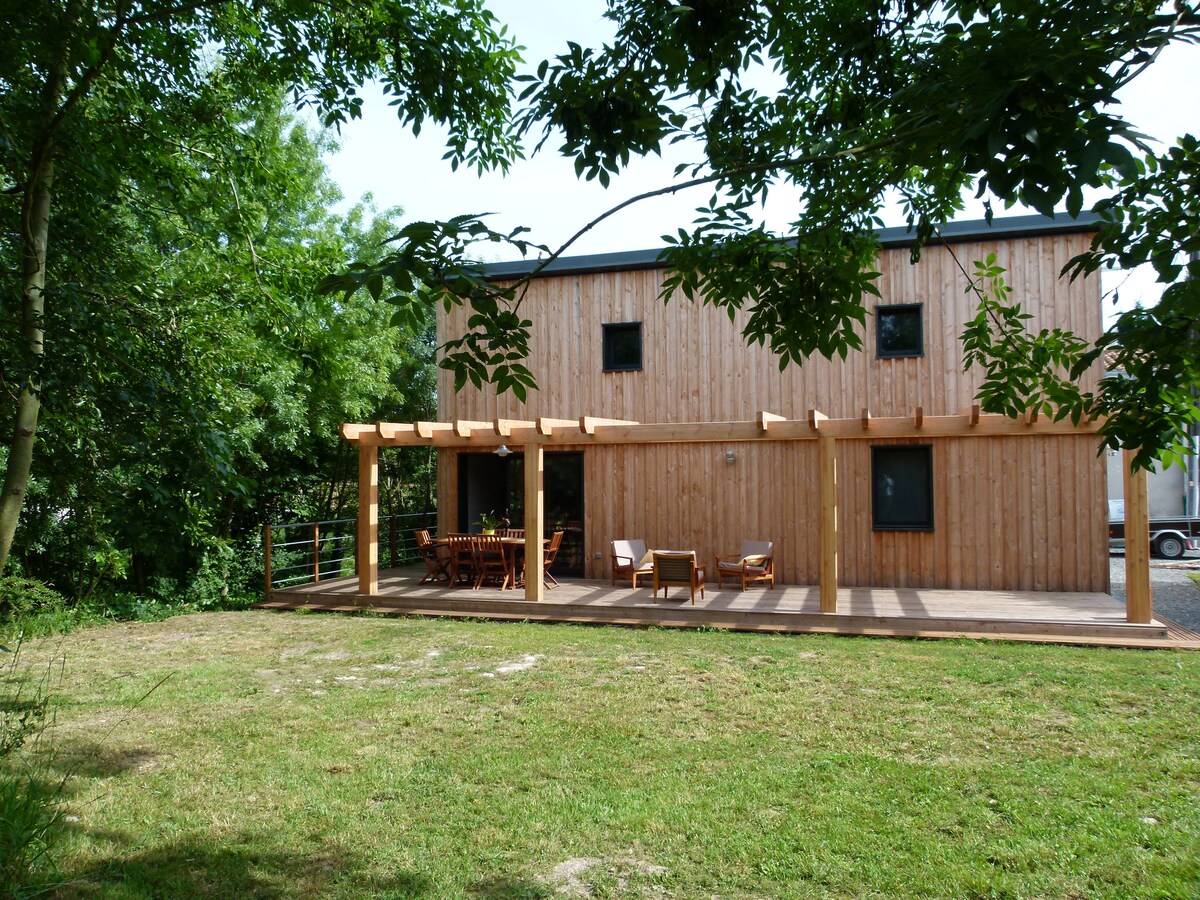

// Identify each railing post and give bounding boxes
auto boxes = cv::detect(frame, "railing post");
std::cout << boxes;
[263,523,273,601]
[389,515,399,569]
[312,522,321,583]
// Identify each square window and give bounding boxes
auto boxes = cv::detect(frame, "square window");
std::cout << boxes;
[603,322,642,372]
[872,445,934,531]
[876,304,923,358]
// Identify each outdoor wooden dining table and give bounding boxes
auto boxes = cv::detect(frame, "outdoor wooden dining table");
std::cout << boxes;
[500,537,547,589]
[431,536,547,590]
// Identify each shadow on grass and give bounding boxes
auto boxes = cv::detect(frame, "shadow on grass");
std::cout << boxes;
[48,741,159,780]
[58,832,557,899]
[468,876,552,899]
[58,835,438,898]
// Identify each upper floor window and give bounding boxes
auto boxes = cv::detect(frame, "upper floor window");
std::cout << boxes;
[603,322,643,372]
[872,445,934,531]
[876,303,923,358]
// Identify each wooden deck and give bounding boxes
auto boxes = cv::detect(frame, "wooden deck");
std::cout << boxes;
[259,566,1200,649]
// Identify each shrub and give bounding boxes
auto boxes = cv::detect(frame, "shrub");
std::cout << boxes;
[0,578,67,619]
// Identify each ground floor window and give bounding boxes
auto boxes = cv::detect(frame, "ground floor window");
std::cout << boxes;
[872,445,934,531]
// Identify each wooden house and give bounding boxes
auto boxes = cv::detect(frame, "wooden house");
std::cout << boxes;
[433,214,1110,594]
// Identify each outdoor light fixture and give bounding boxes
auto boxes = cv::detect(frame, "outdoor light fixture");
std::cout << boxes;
[494,444,513,457]
[725,449,737,465]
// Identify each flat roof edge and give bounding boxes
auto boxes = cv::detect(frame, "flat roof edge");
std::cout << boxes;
[479,212,1100,280]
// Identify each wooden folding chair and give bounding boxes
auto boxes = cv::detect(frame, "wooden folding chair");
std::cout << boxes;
[475,534,511,590]
[446,535,478,587]
[541,530,564,588]
[414,529,449,584]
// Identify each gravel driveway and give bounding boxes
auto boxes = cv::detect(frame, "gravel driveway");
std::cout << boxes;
[1109,551,1200,632]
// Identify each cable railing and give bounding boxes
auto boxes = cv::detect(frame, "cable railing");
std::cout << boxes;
[264,511,437,596]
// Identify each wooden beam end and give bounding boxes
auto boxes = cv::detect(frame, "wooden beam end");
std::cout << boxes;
[757,410,785,432]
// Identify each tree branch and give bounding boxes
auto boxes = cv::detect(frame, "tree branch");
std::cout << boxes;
[507,122,938,308]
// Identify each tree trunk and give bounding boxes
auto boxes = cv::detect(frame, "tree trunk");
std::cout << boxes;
[0,46,69,571]
[0,158,55,571]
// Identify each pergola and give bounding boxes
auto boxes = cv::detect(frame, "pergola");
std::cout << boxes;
[340,408,1153,622]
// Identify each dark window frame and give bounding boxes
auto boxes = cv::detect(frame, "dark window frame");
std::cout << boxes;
[602,321,643,372]
[875,303,924,359]
[871,444,935,532]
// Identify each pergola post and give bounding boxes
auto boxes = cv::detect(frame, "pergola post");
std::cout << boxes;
[1122,449,1152,623]
[356,444,378,596]
[818,434,838,612]
[524,442,544,602]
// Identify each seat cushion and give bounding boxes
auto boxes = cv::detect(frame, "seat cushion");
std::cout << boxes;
[718,561,768,575]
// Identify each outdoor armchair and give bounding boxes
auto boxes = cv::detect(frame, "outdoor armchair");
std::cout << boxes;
[611,539,654,588]
[652,550,706,604]
[714,540,775,591]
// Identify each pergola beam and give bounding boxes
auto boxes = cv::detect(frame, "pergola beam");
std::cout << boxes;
[758,410,785,432]
[453,419,492,438]
[538,417,580,436]
[581,416,638,434]
[495,417,535,437]
[415,421,454,439]
[343,413,1103,448]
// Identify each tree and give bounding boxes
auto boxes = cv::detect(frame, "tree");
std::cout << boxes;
[0,0,521,571]
[1,85,431,598]
[344,0,1199,471]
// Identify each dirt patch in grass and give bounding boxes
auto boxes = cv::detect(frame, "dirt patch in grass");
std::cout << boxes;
[540,855,668,897]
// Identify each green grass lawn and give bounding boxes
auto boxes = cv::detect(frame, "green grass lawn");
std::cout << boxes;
[10,611,1200,898]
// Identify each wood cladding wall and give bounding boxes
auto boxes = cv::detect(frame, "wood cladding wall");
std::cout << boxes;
[435,232,1108,592]
[436,233,1103,424]
[437,433,1108,592]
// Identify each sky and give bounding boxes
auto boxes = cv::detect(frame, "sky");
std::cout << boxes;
[319,1,1198,316]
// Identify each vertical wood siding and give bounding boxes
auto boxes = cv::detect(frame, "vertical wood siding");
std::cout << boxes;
[435,232,1108,591]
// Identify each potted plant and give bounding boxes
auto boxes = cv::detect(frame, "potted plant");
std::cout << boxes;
[475,510,502,535]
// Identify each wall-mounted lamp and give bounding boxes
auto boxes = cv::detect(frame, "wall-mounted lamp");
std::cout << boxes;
[494,444,513,457]
[725,449,737,465]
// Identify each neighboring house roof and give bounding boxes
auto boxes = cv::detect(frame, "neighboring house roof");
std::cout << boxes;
[478,212,1101,281]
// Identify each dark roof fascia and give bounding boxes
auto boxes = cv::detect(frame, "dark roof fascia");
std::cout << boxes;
[478,212,1100,282]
